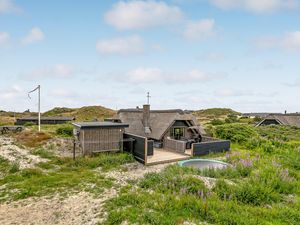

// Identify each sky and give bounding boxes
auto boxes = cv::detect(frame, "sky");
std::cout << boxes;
[0,0,299,113]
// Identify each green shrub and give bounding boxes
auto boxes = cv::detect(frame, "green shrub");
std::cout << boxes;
[225,114,239,123]
[56,126,73,137]
[213,124,258,143]
[24,122,35,127]
[210,119,224,125]
[9,162,20,173]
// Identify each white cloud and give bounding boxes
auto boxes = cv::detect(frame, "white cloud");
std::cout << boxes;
[105,0,183,30]
[255,31,300,52]
[282,31,300,51]
[120,68,224,84]
[96,35,144,55]
[215,88,254,97]
[0,0,21,14]
[50,89,79,98]
[198,52,225,61]
[0,85,23,100]
[285,79,300,87]
[22,27,45,45]
[209,0,299,13]
[0,31,10,47]
[127,67,163,83]
[23,64,74,80]
[183,19,215,41]
[171,69,224,83]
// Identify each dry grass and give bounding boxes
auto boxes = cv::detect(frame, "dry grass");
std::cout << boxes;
[14,131,52,148]
[0,116,15,126]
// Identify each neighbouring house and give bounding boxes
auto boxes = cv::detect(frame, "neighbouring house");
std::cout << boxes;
[73,122,129,156]
[16,116,75,125]
[256,114,300,127]
[242,113,278,118]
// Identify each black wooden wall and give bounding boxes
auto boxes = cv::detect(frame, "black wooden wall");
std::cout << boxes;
[192,140,230,156]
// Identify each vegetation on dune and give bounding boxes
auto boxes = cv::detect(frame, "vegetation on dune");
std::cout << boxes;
[43,106,116,122]
[0,152,134,202]
[104,124,300,225]
[13,131,52,148]
[193,108,241,118]
[0,105,115,125]
[55,125,74,137]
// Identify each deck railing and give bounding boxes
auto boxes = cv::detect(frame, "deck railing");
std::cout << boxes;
[163,137,186,153]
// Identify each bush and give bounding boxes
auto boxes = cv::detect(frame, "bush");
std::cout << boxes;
[214,124,258,143]
[9,162,20,173]
[56,126,73,137]
[24,122,35,127]
[225,114,239,123]
[210,119,224,125]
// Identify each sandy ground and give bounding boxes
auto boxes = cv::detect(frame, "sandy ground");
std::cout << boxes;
[0,162,169,225]
[0,191,115,225]
[0,136,48,169]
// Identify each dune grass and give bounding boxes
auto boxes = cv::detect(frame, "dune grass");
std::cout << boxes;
[104,124,300,225]
[0,152,134,202]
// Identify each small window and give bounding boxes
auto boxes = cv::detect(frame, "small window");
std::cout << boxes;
[170,127,184,140]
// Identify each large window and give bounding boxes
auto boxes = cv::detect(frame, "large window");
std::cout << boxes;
[170,127,185,140]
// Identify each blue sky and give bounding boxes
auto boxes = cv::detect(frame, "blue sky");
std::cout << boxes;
[0,0,299,113]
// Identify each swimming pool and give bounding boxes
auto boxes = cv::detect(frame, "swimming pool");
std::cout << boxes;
[178,159,229,170]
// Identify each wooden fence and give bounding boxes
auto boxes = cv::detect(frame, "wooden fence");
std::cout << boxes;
[123,133,154,164]
[192,140,230,156]
[163,137,186,153]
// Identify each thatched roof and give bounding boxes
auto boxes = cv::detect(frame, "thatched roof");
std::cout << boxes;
[117,108,205,140]
[257,114,300,127]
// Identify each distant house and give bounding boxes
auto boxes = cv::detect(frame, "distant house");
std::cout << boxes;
[117,105,205,144]
[242,113,278,118]
[256,114,300,127]
[16,116,75,125]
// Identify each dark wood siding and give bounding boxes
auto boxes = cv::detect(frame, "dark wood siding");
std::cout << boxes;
[80,127,125,155]
[259,119,281,126]
[123,133,148,164]
[192,140,230,156]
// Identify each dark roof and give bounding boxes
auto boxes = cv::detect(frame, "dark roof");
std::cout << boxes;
[17,117,75,121]
[257,114,300,127]
[242,113,277,117]
[117,108,205,140]
[72,122,129,129]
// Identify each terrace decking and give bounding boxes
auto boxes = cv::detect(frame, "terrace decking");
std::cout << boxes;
[146,148,190,165]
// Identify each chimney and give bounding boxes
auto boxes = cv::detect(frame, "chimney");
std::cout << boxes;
[143,104,151,134]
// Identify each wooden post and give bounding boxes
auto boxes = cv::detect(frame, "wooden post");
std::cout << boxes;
[73,139,76,160]
[144,137,148,165]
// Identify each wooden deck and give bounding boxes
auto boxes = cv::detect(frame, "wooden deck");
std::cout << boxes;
[146,148,190,165]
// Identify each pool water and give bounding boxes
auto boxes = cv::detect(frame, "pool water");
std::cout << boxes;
[178,159,229,170]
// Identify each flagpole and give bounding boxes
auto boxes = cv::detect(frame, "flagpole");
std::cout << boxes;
[38,85,41,132]
[28,85,41,132]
